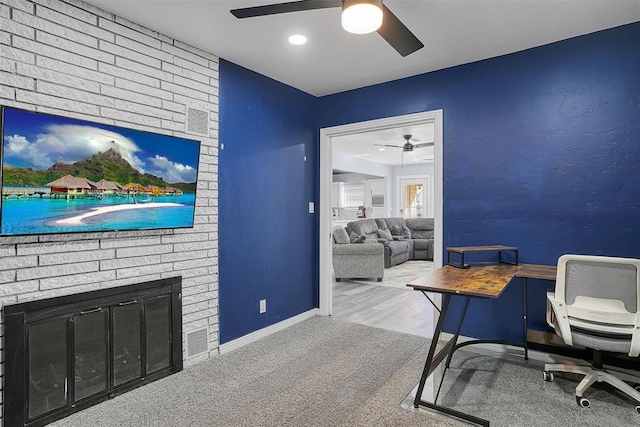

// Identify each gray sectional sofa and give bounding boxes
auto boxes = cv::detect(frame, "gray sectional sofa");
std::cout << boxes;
[332,225,384,282]
[346,217,434,268]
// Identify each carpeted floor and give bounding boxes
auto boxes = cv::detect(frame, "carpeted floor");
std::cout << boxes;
[409,345,640,426]
[52,317,640,427]
[346,260,433,289]
[52,317,453,427]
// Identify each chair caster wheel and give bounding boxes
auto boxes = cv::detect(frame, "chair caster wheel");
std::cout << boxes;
[576,396,590,408]
[543,371,554,382]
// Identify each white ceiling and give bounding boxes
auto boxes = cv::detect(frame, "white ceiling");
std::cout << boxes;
[333,124,434,166]
[83,0,640,96]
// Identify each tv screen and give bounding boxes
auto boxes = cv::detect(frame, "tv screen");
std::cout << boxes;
[0,106,201,236]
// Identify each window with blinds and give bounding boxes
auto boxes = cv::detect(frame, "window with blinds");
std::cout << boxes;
[344,185,364,207]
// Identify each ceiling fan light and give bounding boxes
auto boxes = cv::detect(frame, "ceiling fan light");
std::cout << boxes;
[341,0,383,35]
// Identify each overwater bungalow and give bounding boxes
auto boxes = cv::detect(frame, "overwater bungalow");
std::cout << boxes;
[94,179,124,197]
[165,186,183,196]
[45,175,97,199]
[124,182,145,194]
[144,185,165,196]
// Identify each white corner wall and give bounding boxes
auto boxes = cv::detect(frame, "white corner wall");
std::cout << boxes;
[0,0,219,419]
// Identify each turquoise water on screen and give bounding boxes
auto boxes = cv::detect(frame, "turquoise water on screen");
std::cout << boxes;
[1,188,196,235]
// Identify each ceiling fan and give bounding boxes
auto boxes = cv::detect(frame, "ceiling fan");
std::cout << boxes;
[374,134,433,152]
[230,0,424,57]
[374,134,433,167]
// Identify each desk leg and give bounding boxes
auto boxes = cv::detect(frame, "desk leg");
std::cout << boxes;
[413,294,490,426]
[523,277,528,360]
[445,296,470,369]
[414,293,451,408]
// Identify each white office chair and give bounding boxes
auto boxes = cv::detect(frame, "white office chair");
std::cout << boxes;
[543,254,640,414]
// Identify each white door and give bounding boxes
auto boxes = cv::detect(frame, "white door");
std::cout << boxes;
[398,177,430,218]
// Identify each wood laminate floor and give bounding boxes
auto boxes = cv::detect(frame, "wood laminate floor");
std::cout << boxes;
[331,271,434,338]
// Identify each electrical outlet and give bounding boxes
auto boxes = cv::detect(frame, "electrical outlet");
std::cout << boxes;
[308,202,314,214]
[259,299,266,314]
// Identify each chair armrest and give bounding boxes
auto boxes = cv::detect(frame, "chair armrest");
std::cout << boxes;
[547,292,572,346]
[333,243,384,255]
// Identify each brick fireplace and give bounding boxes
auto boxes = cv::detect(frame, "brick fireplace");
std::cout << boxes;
[3,277,183,426]
[0,0,219,424]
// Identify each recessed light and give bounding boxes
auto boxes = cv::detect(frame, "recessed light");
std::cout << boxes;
[413,158,419,161]
[288,34,307,45]
[361,153,372,156]
[378,148,385,151]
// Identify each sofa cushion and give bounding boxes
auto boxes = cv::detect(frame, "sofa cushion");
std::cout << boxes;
[349,231,366,243]
[382,217,407,231]
[390,224,402,236]
[377,228,392,241]
[406,218,434,239]
[332,226,350,244]
[347,219,379,240]
[401,225,412,239]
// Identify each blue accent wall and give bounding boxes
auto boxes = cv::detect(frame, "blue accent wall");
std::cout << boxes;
[219,23,640,344]
[218,60,318,343]
[317,22,640,341]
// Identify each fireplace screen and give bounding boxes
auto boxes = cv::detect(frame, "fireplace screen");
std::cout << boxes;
[4,277,182,427]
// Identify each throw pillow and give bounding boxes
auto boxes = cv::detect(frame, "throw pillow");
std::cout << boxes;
[390,225,402,236]
[349,231,366,243]
[333,226,350,244]
[377,228,392,241]
[401,225,412,239]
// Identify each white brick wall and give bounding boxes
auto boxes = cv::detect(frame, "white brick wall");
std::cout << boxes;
[0,0,219,421]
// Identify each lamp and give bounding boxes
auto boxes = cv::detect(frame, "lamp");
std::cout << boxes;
[341,0,383,35]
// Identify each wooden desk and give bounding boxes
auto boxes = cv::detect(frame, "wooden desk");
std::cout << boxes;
[516,263,557,280]
[409,263,519,297]
[515,264,557,358]
[408,263,556,426]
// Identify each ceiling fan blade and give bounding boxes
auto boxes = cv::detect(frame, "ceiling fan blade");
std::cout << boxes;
[377,4,424,57]
[231,0,341,18]
[374,143,403,148]
[413,142,434,148]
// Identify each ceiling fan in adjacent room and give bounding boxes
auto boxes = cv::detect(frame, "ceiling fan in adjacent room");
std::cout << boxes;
[374,134,433,167]
[230,0,424,57]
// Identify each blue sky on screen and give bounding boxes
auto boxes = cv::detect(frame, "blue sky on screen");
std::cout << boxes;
[1,107,200,184]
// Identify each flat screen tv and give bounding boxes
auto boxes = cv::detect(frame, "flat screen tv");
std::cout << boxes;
[0,106,201,236]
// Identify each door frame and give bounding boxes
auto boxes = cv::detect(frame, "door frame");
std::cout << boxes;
[319,110,444,316]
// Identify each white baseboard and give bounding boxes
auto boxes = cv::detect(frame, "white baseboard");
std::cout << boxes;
[219,308,320,355]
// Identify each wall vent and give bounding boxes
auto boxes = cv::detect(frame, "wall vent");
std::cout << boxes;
[186,326,209,358]
[185,105,209,137]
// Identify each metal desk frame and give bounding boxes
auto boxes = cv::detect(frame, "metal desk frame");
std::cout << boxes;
[410,263,557,426]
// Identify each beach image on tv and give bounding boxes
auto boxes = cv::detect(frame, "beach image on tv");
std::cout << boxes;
[0,107,201,236]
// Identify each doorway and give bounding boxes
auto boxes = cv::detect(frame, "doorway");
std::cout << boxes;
[319,110,443,316]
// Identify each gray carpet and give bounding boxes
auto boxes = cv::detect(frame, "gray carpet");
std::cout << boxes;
[409,346,640,426]
[52,317,453,427]
[51,317,639,427]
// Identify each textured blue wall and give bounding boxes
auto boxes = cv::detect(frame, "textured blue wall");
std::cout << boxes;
[218,60,318,343]
[318,22,640,340]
